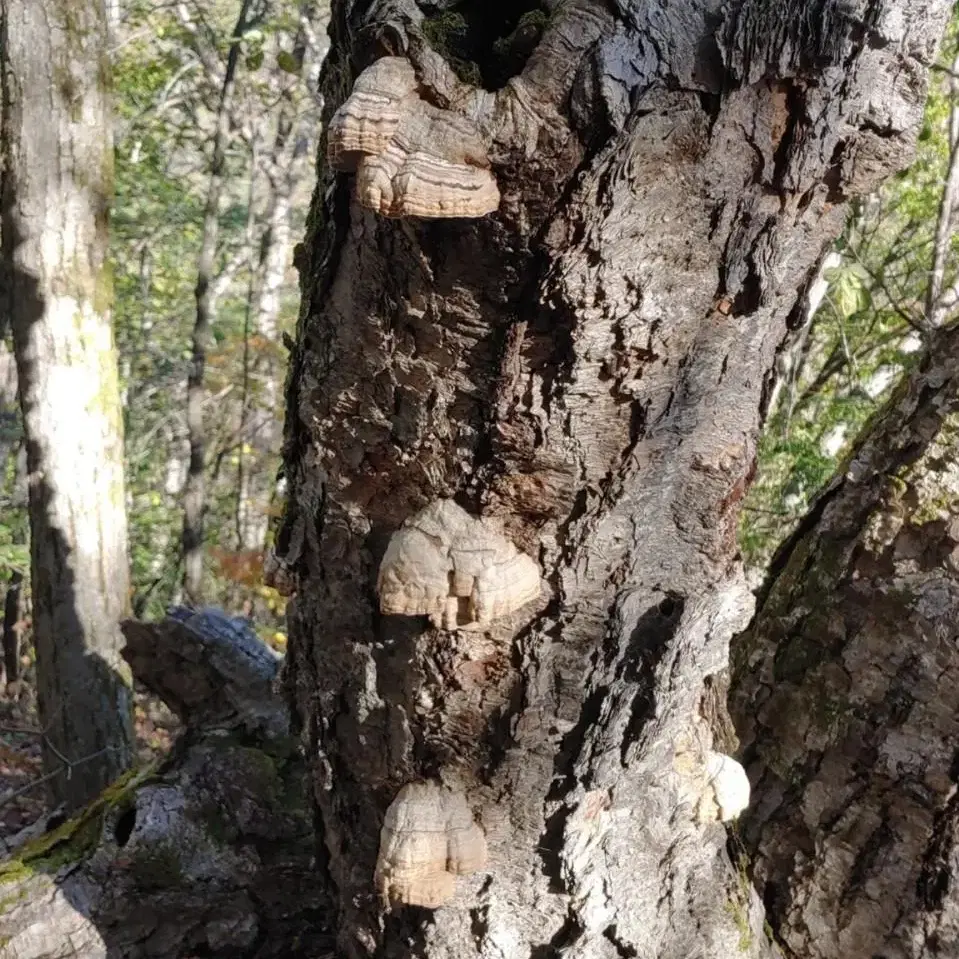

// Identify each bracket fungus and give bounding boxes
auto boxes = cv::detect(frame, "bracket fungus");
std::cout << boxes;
[327,57,500,218]
[377,499,541,631]
[374,782,487,908]
[700,751,750,823]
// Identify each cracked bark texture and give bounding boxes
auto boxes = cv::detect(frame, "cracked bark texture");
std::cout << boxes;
[275,1,951,956]
[731,325,959,959]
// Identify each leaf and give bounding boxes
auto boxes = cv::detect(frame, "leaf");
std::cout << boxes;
[277,50,300,74]
[825,263,869,318]
[210,547,264,587]
[0,543,30,576]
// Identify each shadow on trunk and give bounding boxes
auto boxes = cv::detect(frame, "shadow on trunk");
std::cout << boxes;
[0,198,134,810]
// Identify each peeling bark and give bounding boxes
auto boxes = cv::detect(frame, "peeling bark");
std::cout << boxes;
[731,324,959,958]
[273,1,951,957]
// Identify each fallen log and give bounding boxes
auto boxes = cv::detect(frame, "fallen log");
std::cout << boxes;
[0,608,330,959]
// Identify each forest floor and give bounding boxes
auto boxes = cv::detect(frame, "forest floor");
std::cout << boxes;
[0,675,179,852]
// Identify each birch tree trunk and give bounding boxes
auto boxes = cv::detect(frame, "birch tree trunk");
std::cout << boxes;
[269,1,952,957]
[236,10,325,553]
[0,0,134,811]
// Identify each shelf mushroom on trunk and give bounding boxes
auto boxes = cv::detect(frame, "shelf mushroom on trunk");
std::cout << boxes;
[377,499,542,632]
[326,56,501,219]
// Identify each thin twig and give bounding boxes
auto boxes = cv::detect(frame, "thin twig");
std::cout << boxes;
[0,747,125,810]
[926,48,959,326]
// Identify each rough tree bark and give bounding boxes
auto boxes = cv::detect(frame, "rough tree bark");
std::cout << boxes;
[269,1,951,957]
[0,0,134,810]
[730,325,959,958]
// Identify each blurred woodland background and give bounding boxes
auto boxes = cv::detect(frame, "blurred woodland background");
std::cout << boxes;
[0,0,328,838]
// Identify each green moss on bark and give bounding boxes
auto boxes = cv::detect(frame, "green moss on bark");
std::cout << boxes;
[0,765,154,886]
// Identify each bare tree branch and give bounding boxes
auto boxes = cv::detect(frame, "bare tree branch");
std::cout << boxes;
[926,47,959,326]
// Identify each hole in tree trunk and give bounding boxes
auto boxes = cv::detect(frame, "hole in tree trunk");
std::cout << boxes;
[657,595,680,618]
[46,811,67,832]
[114,805,136,847]
[418,0,550,90]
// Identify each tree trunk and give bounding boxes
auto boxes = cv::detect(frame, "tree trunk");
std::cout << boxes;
[181,0,256,604]
[2,570,22,689]
[237,8,325,554]
[0,608,330,959]
[730,323,959,958]
[0,341,20,476]
[0,0,134,810]
[272,1,951,956]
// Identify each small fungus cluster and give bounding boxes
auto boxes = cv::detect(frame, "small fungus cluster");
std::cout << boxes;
[700,751,750,823]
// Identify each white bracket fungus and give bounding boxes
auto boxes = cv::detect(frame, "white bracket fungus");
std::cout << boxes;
[701,751,750,823]
[675,742,751,824]
[327,57,500,218]
[374,781,487,908]
[377,499,541,631]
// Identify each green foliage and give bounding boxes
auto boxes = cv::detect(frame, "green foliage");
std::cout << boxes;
[0,437,29,585]
[107,0,319,625]
[740,19,959,569]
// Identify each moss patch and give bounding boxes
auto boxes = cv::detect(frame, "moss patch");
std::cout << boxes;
[0,884,28,914]
[422,11,469,53]
[421,11,480,85]
[773,632,829,684]
[128,839,184,889]
[492,9,549,58]
[725,843,755,953]
[0,765,155,886]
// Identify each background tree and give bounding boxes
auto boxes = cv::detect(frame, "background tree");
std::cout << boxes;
[111,0,324,624]
[0,0,134,809]
[731,323,959,958]
[270,1,951,956]
[181,0,261,604]
[729,24,959,956]
[0,0,325,838]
